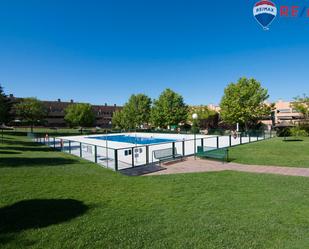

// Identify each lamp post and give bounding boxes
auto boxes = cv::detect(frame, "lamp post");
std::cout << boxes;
[192,113,198,159]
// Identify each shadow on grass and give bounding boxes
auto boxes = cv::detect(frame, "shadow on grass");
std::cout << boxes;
[0,199,89,235]
[1,139,39,147]
[1,146,54,152]
[283,139,303,142]
[0,157,80,167]
[2,131,27,136]
[0,151,21,155]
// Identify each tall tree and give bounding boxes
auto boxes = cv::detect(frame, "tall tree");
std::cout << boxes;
[112,94,151,130]
[151,89,188,129]
[0,84,11,124]
[64,103,95,132]
[220,77,271,130]
[188,105,218,130]
[291,94,309,121]
[112,110,125,129]
[14,98,47,132]
[188,105,217,122]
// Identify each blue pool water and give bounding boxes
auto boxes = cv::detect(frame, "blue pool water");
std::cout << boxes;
[88,135,176,145]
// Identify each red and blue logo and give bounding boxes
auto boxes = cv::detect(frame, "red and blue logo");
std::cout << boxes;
[253,0,277,30]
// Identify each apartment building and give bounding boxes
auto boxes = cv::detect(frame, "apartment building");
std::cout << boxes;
[8,94,121,128]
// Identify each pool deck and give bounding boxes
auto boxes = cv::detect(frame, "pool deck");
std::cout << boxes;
[120,157,309,177]
[58,132,210,149]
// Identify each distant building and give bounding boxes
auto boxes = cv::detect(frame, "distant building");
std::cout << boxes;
[207,101,303,128]
[8,94,122,128]
[261,100,303,128]
[207,104,221,113]
[274,100,302,124]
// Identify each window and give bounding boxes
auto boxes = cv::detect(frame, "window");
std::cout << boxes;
[124,150,132,156]
[277,109,291,113]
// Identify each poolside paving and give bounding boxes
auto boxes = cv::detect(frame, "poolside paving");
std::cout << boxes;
[121,157,309,177]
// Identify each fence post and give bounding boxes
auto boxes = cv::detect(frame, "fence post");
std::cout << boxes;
[132,148,135,168]
[69,141,71,154]
[53,137,56,149]
[172,142,175,159]
[240,133,242,144]
[182,140,185,156]
[249,134,251,143]
[146,146,149,165]
[216,136,219,148]
[94,145,97,163]
[114,149,118,171]
[201,138,204,148]
[229,135,232,147]
[80,143,82,157]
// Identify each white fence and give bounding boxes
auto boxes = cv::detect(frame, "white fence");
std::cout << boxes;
[34,131,276,171]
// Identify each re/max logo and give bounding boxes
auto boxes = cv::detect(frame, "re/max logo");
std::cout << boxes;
[280,6,309,17]
[256,7,276,13]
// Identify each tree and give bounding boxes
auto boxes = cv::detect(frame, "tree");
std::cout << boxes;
[14,98,47,132]
[291,94,309,121]
[188,106,218,131]
[112,110,125,129]
[151,89,188,129]
[188,105,217,123]
[112,94,151,130]
[0,84,11,124]
[220,77,271,130]
[64,103,95,132]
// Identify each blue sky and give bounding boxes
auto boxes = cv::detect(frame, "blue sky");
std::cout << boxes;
[0,0,308,105]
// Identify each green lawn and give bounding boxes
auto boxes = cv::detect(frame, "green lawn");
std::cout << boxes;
[0,135,309,249]
[229,137,309,168]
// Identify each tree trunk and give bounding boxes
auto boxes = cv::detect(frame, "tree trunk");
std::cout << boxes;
[244,122,248,132]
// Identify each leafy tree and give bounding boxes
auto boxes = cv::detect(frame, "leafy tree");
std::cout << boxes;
[112,94,151,130]
[188,106,217,122]
[0,84,11,124]
[64,103,95,132]
[220,77,271,131]
[151,89,188,129]
[14,98,47,132]
[112,110,125,129]
[188,106,218,131]
[124,94,152,129]
[291,94,309,121]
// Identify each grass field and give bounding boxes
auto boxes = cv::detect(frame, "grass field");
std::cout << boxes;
[229,137,309,168]
[0,135,309,249]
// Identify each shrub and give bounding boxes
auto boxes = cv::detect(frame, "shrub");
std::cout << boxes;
[276,127,291,137]
[299,122,309,134]
[290,127,308,137]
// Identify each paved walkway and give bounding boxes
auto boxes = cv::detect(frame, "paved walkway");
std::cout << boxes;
[120,157,309,177]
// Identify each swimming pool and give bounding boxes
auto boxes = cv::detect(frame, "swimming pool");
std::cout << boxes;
[88,135,176,145]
